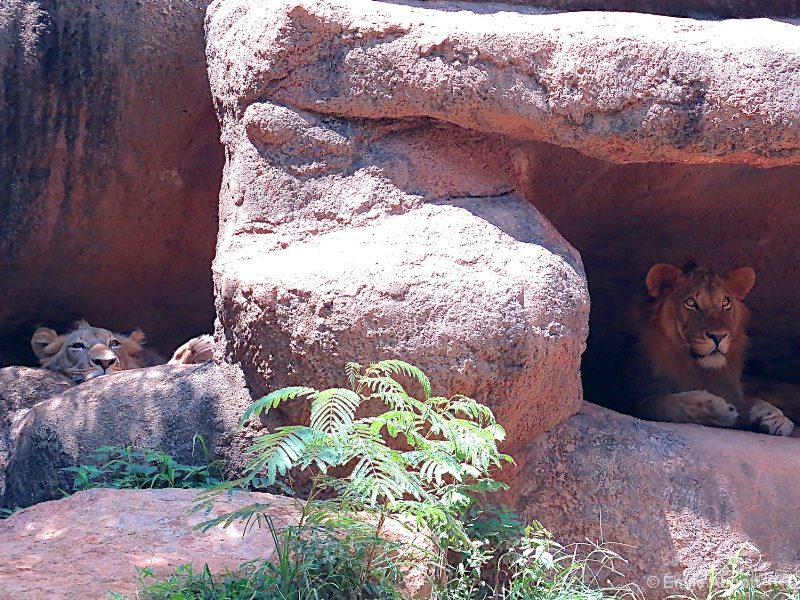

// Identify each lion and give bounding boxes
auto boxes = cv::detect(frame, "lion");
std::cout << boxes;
[31,320,213,383]
[628,262,795,436]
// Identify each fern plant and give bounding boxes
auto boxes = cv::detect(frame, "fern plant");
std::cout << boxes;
[197,360,512,597]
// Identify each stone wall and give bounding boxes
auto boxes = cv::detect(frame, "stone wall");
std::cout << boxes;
[0,0,223,366]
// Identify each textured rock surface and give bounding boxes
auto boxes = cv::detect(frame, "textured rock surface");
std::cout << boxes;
[0,362,258,509]
[216,196,587,449]
[0,0,222,366]
[0,367,73,416]
[513,142,800,410]
[0,488,433,600]
[207,0,800,167]
[498,402,800,598]
[207,0,594,447]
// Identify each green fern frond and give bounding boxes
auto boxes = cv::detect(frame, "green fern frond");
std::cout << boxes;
[365,360,432,399]
[345,425,426,506]
[361,376,412,410]
[309,388,360,434]
[446,395,497,425]
[238,386,317,427]
[243,426,324,485]
[345,362,362,389]
[365,410,419,440]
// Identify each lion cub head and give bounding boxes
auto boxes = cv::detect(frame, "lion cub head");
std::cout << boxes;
[645,262,755,371]
[31,320,147,383]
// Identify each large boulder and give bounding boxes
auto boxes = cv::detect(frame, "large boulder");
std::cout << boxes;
[0,488,433,599]
[206,1,592,447]
[498,402,800,598]
[0,362,258,509]
[0,0,222,366]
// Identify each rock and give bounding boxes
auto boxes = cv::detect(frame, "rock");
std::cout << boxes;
[0,367,74,416]
[0,0,222,366]
[0,362,259,509]
[207,3,590,448]
[206,0,800,167]
[215,194,587,449]
[0,488,433,599]
[497,402,800,598]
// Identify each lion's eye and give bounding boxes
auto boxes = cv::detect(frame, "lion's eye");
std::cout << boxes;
[722,297,732,310]
[683,298,699,310]
[109,340,121,347]
[69,342,86,349]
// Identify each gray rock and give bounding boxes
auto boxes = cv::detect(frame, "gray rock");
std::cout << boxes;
[0,362,257,509]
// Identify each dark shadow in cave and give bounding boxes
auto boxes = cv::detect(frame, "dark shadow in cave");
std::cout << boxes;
[515,140,800,414]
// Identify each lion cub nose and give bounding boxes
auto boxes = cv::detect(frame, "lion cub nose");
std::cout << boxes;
[90,344,118,371]
[706,332,727,347]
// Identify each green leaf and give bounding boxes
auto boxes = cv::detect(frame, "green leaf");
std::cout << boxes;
[238,387,317,427]
[309,388,360,434]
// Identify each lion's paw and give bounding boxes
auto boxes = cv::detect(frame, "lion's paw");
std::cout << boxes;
[168,335,214,365]
[749,399,794,436]
[674,390,739,427]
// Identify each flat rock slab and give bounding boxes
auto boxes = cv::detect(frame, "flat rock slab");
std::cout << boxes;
[0,488,298,600]
[0,487,431,600]
[499,402,800,598]
[207,0,800,167]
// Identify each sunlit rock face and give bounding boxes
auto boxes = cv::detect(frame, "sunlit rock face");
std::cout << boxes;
[205,0,598,448]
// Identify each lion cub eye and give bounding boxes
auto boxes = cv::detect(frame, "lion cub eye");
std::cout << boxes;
[109,339,121,347]
[69,342,86,350]
[722,297,732,310]
[683,298,699,310]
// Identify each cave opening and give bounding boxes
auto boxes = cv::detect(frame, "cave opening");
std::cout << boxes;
[514,140,800,413]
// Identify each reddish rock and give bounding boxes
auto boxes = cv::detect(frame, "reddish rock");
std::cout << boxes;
[0,0,222,366]
[498,402,800,598]
[207,0,800,168]
[216,196,588,450]
[207,2,591,447]
[0,488,433,599]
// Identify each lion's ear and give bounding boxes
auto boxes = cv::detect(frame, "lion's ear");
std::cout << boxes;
[126,329,146,346]
[31,327,65,362]
[724,267,756,301]
[120,329,146,358]
[646,263,683,298]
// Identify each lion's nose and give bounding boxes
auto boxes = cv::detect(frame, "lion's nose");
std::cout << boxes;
[706,332,727,347]
[91,356,118,370]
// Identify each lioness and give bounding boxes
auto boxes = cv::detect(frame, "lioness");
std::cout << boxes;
[629,262,794,436]
[31,320,213,383]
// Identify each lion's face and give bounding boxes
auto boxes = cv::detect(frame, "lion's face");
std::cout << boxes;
[31,320,146,382]
[646,263,755,370]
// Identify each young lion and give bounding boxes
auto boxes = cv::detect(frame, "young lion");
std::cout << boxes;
[628,262,794,436]
[31,320,213,383]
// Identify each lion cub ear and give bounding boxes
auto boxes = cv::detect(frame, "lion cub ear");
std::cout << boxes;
[31,327,66,362]
[646,263,683,298]
[724,267,756,301]
[120,329,146,357]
